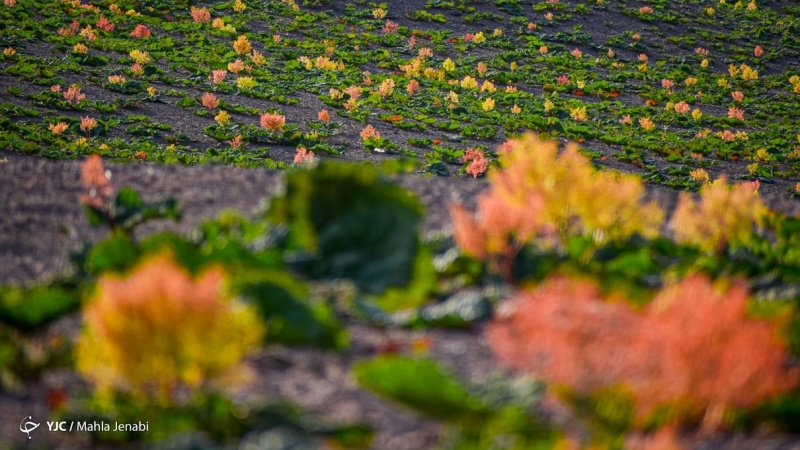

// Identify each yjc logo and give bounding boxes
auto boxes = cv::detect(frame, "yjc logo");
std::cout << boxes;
[19,416,40,439]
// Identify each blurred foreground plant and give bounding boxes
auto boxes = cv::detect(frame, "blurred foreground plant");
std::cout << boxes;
[488,275,800,434]
[76,253,264,403]
[670,176,766,254]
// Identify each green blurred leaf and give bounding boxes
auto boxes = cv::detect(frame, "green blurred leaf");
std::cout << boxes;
[0,286,80,331]
[110,187,181,232]
[86,232,139,274]
[353,356,488,421]
[234,273,347,349]
[375,244,436,312]
[270,162,424,294]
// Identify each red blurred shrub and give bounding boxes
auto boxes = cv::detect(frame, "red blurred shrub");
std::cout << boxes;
[488,275,799,424]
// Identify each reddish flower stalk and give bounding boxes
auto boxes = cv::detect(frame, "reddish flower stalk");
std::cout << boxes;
[80,154,113,210]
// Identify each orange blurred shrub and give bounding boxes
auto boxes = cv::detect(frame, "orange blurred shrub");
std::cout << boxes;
[488,275,799,424]
[76,254,264,402]
[450,134,662,272]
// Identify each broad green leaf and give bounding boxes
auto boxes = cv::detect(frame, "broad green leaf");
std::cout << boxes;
[269,162,424,294]
[353,356,487,421]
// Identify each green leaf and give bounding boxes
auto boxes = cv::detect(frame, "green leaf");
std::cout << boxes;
[234,274,347,349]
[86,232,139,274]
[109,188,181,232]
[0,286,80,331]
[176,97,197,108]
[269,162,424,294]
[353,356,488,421]
[375,244,436,312]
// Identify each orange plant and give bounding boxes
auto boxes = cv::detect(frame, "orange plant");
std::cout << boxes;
[80,154,113,208]
[63,84,85,104]
[450,134,662,274]
[190,6,210,23]
[76,254,264,402]
[260,112,285,131]
[488,275,799,425]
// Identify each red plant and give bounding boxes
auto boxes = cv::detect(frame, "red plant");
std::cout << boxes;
[190,6,211,23]
[406,79,420,95]
[211,69,227,84]
[489,277,638,392]
[293,147,314,164]
[727,107,745,121]
[130,24,151,38]
[359,124,380,141]
[629,276,799,419]
[201,92,218,112]
[382,20,399,34]
[488,275,800,424]
[96,15,114,32]
[461,148,487,178]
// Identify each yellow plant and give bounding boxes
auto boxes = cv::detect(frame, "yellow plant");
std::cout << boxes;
[482,97,495,112]
[128,49,150,64]
[236,76,257,90]
[214,110,231,126]
[233,35,251,55]
[250,50,266,66]
[422,67,443,81]
[76,254,264,401]
[689,168,709,184]
[442,57,455,72]
[740,64,758,80]
[314,55,343,71]
[569,106,587,121]
[445,90,459,104]
[451,134,663,267]
[670,176,766,254]
[377,78,395,97]
[460,76,478,90]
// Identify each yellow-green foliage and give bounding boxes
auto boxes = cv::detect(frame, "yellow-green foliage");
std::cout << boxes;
[670,176,766,254]
[76,254,264,402]
[451,134,663,262]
